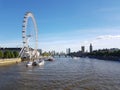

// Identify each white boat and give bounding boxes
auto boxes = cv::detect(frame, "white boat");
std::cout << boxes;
[73,57,80,60]
[46,56,55,61]
[26,59,45,67]
[38,60,45,66]
[26,61,33,67]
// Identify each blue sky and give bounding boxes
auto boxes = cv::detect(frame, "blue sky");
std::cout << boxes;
[1,0,120,52]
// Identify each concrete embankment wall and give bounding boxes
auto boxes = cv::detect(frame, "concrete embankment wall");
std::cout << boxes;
[0,58,21,66]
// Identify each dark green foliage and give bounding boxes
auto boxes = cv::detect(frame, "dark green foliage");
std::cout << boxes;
[69,48,120,61]
[86,49,120,61]
[4,50,10,58]
[0,51,3,58]
[89,49,120,57]
[42,52,51,56]
[10,51,14,58]
[3,50,19,58]
[13,51,19,58]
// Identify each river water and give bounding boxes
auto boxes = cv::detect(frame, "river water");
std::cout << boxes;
[0,57,120,90]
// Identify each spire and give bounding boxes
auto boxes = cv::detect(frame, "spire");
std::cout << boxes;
[90,43,93,53]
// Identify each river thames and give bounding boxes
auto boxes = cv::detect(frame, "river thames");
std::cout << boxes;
[0,57,120,90]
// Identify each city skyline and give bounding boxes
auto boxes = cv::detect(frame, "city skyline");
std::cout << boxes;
[0,0,120,52]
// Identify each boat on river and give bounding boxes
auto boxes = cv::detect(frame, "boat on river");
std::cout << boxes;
[45,56,55,61]
[26,61,33,67]
[73,57,80,60]
[38,60,45,66]
[26,59,45,67]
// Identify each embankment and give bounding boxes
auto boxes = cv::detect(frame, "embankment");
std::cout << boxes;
[88,56,120,61]
[0,58,21,66]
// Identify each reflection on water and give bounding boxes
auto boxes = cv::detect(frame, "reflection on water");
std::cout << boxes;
[0,57,120,90]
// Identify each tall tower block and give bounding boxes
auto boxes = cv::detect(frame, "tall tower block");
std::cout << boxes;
[81,46,85,53]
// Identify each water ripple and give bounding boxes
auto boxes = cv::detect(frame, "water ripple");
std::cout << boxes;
[0,57,120,90]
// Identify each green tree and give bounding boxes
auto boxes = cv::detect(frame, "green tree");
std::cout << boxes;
[13,51,19,58]
[4,50,10,58]
[0,51,3,58]
[10,51,14,58]
[42,52,51,56]
[4,51,9,58]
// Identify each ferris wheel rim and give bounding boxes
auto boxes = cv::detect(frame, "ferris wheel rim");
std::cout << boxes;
[22,12,38,51]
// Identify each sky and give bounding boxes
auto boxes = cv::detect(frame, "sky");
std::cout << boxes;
[0,0,120,52]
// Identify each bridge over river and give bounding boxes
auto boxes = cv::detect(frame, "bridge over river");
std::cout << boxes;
[0,57,120,90]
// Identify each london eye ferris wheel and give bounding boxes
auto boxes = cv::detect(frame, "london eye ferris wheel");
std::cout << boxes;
[21,12,39,59]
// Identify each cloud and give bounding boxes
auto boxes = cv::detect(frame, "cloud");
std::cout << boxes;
[36,34,120,52]
[39,39,81,52]
[22,27,120,52]
[96,35,120,40]
[88,35,120,50]
[0,40,22,48]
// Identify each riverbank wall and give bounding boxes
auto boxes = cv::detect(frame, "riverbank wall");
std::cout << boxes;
[0,58,21,66]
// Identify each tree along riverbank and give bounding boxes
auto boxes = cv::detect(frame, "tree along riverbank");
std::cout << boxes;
[87,55,120,61]
[0,58,21,66]
[87,49,120,61]
[0,50,19,59]
[69,49,120,61]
